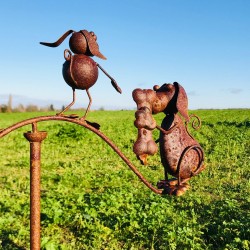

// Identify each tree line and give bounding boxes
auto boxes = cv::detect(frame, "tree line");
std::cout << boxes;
[1,95,109,113]
[0,94,56,113]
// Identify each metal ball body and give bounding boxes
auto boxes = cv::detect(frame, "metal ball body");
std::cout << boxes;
[62,54,98,90]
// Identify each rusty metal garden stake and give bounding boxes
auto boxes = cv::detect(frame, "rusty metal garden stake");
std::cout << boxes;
[0,26,208,249]
[24,123,47,250]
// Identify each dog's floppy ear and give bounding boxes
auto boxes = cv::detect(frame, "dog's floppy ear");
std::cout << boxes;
[40,30,74,47]
[174,82,189,122]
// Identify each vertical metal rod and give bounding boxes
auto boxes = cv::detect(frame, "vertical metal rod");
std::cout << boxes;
[24,123,47,250]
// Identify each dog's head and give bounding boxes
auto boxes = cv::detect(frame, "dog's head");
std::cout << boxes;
[132,82,189,122]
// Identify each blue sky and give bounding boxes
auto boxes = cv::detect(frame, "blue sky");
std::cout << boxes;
[0,0,249,110]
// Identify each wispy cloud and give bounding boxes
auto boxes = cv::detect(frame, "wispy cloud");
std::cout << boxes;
[137,82,148,87]
[220,88,244,95]
[228,88,243,94]
[188,91,197,96]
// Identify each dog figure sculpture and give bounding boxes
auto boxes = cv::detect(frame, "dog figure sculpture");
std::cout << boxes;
[132,82,205,196]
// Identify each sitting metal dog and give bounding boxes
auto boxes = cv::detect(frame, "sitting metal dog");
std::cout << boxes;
[132,82,205,196]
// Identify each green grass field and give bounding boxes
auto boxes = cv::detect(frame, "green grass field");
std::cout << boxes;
[0,109,249,249]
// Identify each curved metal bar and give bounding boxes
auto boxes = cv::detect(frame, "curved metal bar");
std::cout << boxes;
[176,144,204,184]
[0,115,162,194]
[156,121,180,135]
[184,114,202,140]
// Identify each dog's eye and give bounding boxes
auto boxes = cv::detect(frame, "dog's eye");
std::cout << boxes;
[90,31,97,41]
[153,85,160,91]
[166,84,173,91]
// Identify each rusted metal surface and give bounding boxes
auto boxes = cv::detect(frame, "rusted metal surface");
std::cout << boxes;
[0,115,163,248]
[23,123,47,250]
[133,82,205,196]
[0,25,206,250]
[0,81,205,250]
[40,29,122,119]
[0,115,162,195]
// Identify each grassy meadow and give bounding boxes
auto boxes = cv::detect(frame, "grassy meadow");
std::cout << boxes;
[0,109,249,249]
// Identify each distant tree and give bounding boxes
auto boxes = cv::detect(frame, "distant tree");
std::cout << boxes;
[39,106,49,112]
[0,105,8,113]
[61,105,65,111]
[26,104,39,112]
[7,94,12,113]
[13,104,25,113]
[49,104,55,111]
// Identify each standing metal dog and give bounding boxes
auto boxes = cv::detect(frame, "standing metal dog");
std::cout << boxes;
[40,29,122,120]
[133,82,205,196]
